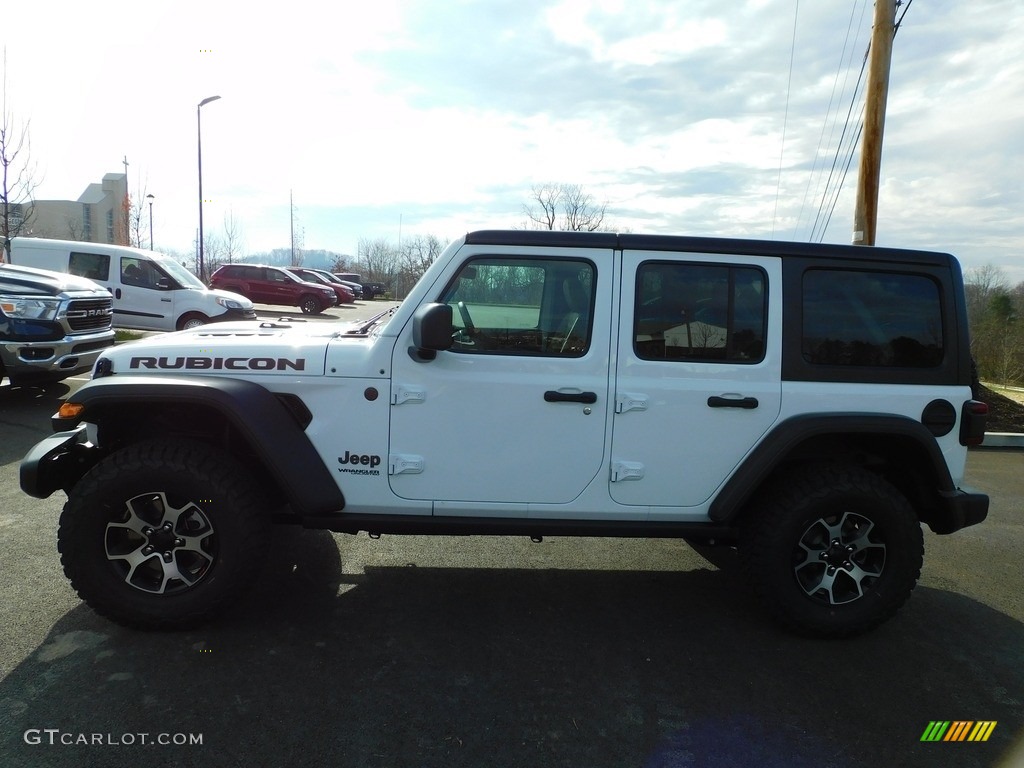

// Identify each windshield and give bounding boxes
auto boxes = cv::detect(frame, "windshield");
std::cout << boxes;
[153,256,206,289]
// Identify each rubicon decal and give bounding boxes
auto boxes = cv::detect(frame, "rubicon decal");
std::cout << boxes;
[920,721,997,742]
[130,356,305,371]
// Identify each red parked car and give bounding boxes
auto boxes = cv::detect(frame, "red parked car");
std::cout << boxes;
[210,264,338,314]
[286,268,355,304]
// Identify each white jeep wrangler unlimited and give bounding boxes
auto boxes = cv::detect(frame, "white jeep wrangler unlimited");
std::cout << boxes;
[21,230,989,636]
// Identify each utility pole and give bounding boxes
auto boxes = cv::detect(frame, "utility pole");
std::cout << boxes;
[290,189,295,266]
[852,0,896,246]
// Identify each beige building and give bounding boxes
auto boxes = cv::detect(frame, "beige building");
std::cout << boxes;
[25,172,129,244]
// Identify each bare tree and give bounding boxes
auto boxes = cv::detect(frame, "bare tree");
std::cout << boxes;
[357,237,399,284]
[523,183,609,232]
[329,254,353,273]
[127,183,150,249]
[64,214,86,241]
[400,234,446,281]
[223,210,245,264]
[1,52,38,240]
[965,265,1024,385]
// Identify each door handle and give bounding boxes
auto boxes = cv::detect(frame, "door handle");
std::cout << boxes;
[544,390,597,404]
[707,395,759,409]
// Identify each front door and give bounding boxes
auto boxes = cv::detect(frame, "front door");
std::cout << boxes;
[116,256,173,331]
[388,249,614,511]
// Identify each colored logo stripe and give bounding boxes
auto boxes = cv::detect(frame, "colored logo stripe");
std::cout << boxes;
[968,722,997,742]
[920,721,996,742]
[921,722,950,742]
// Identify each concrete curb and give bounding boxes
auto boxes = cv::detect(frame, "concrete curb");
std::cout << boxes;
[979,433,1024,449]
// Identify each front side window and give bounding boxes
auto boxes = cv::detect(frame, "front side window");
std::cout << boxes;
[438,257,595,356]
[802,270,943,368]
[634,262,766,363]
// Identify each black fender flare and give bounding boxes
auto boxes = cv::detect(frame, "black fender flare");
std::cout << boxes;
[708,413,957,525]
[41,374,345,516]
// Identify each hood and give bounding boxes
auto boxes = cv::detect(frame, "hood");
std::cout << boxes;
[0,263,111,297]
[102,320,340,377]
[206,287,254,308]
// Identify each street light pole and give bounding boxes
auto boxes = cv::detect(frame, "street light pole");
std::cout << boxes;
[197,95,221,280]
[146,194,155,250]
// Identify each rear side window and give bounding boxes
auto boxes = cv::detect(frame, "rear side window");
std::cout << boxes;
[634,262,766,363]
[802,270,943,367]
[69,251,109,281]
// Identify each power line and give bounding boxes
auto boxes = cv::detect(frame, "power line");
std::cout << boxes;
[816,0,911,242]
[771,0,800,240]
[793,0,868,238]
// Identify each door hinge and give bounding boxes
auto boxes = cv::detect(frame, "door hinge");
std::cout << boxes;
[615,393,649,414]
[391,385,426,405]
[610,461,645,482]
[389,454,425,475]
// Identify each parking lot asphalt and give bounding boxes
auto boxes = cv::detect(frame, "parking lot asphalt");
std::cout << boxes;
[1,312,1022,768]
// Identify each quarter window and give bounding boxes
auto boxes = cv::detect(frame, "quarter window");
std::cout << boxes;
[439,257,595,356]
[802,270,943,367]
[634,263,766,363]
[69,251,109,281]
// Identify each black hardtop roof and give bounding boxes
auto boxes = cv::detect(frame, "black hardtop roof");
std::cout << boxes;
[463,230,957,267]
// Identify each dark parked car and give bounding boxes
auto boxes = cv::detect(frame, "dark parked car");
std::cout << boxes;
[210,264,338,314]
[287,268,357,302]
[358,281,389,300]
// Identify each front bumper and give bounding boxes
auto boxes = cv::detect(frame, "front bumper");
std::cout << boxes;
[2,331,115,383]
[20,424,96,499]
[212,307,258,323]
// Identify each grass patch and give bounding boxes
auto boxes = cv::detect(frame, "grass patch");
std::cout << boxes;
[115,329,145,343]
[984,383,1024,406]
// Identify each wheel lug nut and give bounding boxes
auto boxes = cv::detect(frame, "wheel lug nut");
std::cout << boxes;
[142,545,154,555]
[175,538,184,547]
[163,552,173,562]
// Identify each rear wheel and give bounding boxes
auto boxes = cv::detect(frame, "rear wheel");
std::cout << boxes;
[300,295,322,314]
[739,465,923,637]
[58,440,270,629]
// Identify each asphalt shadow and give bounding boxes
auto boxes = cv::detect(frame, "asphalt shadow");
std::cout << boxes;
[1,529,1021,768]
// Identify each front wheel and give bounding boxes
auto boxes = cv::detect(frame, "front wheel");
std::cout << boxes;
[58,440,270,629]
[300,295,323,315]
[176,312,209,331]
[739,466,923,637]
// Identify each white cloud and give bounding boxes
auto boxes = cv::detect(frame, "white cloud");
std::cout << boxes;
[2,0,1021,281]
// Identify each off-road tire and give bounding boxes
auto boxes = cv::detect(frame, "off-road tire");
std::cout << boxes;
[739,465,923,638]
[58,440,270,630]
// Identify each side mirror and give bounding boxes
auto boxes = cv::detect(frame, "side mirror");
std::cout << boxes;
[410,302,454,361]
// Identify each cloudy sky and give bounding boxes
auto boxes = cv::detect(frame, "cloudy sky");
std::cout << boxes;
[4,1,1022,280]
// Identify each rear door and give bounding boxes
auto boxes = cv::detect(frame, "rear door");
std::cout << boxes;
[609,250,783,510]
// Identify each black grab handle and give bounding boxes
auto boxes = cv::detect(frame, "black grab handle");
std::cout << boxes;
[545,391,598,404]
[707,396,759,409]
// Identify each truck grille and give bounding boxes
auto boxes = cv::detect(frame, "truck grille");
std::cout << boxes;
[67,298,114,332]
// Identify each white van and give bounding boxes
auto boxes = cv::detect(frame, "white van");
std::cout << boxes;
[6,238,256,331]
